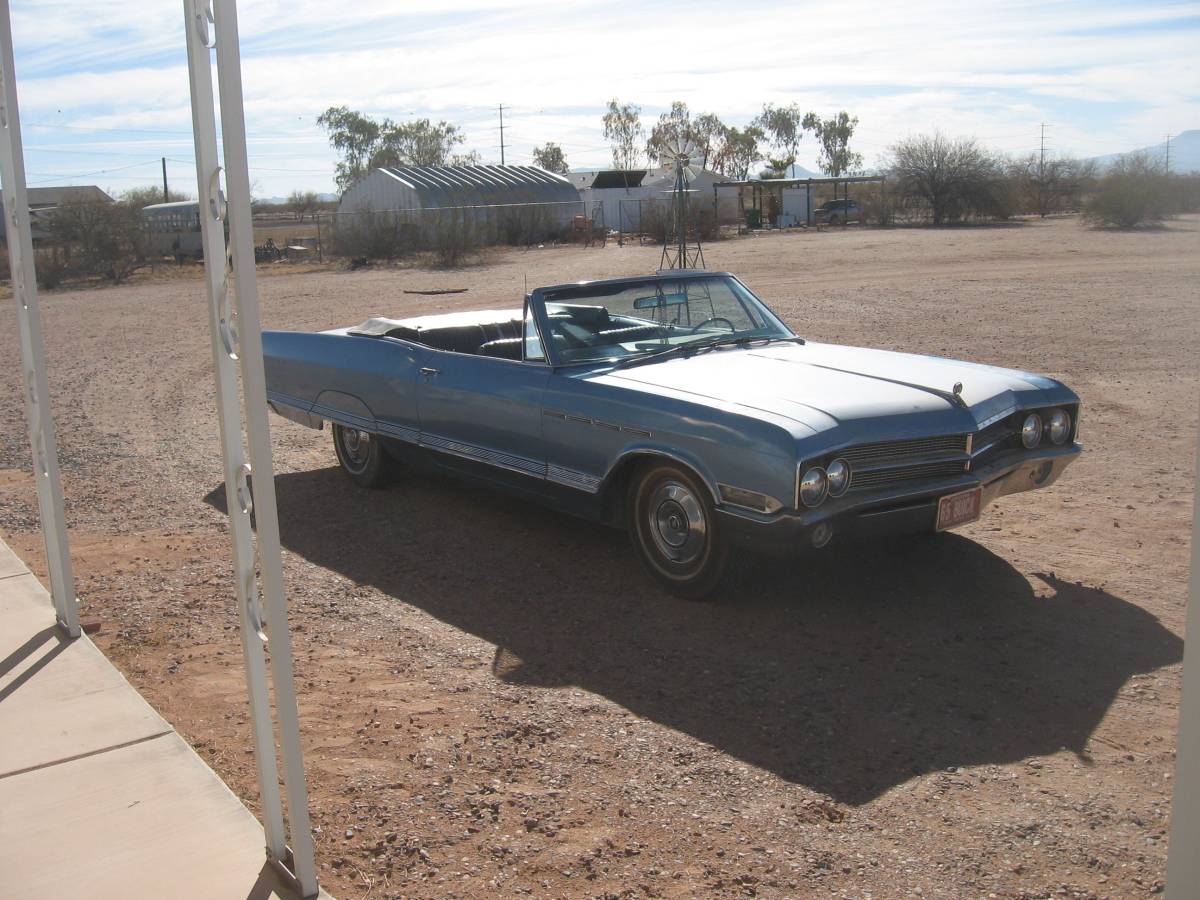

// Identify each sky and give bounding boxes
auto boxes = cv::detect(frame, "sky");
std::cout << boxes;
[7,0,1198,199]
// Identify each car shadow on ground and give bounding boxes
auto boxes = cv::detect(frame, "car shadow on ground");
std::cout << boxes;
[207,465,1182,805]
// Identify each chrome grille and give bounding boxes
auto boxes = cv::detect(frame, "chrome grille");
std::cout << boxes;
[837,434,968,465]
[849,459,967,492]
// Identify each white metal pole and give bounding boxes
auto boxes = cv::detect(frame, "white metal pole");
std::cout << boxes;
[182,2,317,895]
[181,0,286,864]
[211,1,317,892]
[1167,412,1200,896]
[0,0,78,638]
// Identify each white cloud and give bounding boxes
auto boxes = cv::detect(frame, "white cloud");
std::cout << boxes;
[6,0,1196,194]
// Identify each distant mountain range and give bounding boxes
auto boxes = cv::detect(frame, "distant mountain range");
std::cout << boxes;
[1088,129,1199,173]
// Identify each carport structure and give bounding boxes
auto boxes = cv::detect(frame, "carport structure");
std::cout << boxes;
[713,174,886,228]
[1,1,323,897]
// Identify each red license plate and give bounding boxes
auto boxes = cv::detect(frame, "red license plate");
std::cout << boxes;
[936,487,982,531]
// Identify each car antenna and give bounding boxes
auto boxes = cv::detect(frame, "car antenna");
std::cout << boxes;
[524,272,528,296]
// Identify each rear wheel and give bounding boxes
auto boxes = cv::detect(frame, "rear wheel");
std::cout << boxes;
[628,462,728,599]
[332,424,395,488]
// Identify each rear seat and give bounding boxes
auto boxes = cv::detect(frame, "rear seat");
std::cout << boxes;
[384,318,522,355]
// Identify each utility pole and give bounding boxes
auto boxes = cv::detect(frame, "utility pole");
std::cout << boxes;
[162,156,169,203]
[1166,134,1172,174]
[499,104,505,166]
[1039,123,1046,173]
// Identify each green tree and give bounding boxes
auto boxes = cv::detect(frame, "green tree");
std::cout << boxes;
[532,142,569,174]
[318,106,466,191]
[753,103,804,176]
[646,101,693,163]
[712,125,765,180]
[802,111,863,177]
[691,113,726,170]
[602,98,644,170]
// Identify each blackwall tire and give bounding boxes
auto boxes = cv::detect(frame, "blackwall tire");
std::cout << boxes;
[628,462,728,599]
[332,424,394,488]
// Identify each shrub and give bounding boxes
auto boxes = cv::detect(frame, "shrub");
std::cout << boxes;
[330,208,419,260]
[430,207,480,268]
[1083,152,1172,228]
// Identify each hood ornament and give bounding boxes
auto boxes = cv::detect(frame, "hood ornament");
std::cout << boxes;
[952,382,966,408]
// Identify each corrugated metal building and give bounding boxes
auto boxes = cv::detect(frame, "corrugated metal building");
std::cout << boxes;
[337,165,582,242]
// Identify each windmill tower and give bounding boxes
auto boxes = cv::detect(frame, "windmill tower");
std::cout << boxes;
[659,137,705,271]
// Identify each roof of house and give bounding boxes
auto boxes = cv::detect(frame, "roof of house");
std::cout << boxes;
[17,185,113,207]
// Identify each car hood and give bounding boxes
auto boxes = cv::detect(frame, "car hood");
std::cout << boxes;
[592,340,1066,440]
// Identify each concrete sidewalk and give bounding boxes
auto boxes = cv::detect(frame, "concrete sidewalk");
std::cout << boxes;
[0,539,331,899]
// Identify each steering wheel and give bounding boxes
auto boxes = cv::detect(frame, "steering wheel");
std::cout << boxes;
[690,317,736,334]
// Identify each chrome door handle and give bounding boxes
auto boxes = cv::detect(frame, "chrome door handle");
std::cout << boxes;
[419,367,440,377]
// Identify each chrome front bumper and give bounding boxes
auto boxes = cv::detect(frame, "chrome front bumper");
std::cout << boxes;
[716,443,1081,553]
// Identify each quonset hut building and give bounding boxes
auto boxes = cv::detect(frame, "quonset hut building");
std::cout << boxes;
[335,165,582,249]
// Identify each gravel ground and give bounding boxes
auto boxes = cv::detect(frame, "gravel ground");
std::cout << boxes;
[1,216,1197,899]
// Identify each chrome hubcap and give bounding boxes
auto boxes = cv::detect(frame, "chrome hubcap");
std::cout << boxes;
[340,428,371,470]
[647,480,706,565]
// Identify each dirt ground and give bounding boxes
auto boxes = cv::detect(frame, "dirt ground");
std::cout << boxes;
[2,216,1198,899]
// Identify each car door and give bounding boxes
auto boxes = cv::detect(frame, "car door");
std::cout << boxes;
[415,306,551,492]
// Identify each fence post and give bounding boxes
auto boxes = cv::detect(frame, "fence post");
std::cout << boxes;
[0,0,78,638]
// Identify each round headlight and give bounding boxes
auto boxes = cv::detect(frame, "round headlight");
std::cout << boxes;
[799,466,828,507]
[1021,413,1043,449]
[826,459,851,497]
[1046,408,1071,445]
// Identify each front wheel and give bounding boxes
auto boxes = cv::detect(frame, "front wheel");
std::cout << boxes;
[332,424,395,488]
[628,462,728,599]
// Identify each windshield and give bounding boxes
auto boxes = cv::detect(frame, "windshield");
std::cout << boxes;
[536,274,794,365]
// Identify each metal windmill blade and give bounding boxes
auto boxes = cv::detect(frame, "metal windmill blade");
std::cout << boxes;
[664,137,702,181]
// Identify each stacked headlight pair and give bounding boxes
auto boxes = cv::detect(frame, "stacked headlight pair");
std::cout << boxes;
[1021,408,1072,449]
[799,458,851,508]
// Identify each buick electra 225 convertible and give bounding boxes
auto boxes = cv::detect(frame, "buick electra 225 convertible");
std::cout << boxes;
[263,271,1080,597]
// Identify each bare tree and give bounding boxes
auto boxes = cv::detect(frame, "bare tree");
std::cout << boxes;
[802,111,864,177]
[753,103,804,176]
[885,133,1002,224]
[602,98,644,170]
[287,190,320,221]
[1013,153,1097,216]
[532,142,569,174]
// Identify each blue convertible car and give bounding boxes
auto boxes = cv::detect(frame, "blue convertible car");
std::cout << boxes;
[263,271,1080,597]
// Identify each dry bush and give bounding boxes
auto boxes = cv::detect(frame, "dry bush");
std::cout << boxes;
[429,208,481,268]
[1083,152,1173,228]
[46,199,147,283]
[331,208,419,260]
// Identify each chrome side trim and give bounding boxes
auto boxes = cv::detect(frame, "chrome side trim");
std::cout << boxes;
[419,433,545,477]
[547,464,603,493]
[271,401,618,495]
[543,408,652,437]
